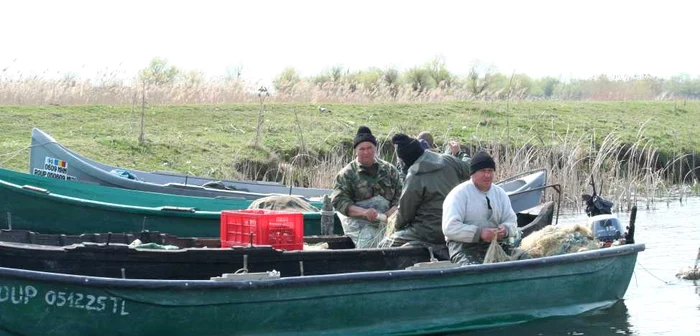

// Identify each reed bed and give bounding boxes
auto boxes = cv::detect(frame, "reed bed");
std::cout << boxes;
[0,79,256,106]
[0,79,480,105]
[227,124,683,213]
[2,76,692,105]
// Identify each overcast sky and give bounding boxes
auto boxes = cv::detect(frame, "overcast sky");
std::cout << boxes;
[2,0,698,85]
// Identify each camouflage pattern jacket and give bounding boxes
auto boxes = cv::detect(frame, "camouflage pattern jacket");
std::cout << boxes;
[330,158,403,216]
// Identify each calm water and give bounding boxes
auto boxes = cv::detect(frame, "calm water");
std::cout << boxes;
[457,196,700,336]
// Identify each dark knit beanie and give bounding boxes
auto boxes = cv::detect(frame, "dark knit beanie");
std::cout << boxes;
[353,126,378,148]
[470,151,496,175]
[392,133,425,168]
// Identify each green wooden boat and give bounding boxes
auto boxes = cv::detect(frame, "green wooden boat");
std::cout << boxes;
[0,200,554,280]
[0,243,644,335]
[0,168,342,236]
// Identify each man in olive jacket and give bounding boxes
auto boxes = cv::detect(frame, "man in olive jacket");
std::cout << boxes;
[380,133,470,248]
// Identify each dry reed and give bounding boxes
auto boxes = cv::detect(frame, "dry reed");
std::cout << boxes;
[226,121,672,213]
[3,75,690,105]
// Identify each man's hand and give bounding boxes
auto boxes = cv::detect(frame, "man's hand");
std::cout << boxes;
[364,208,379,222]
[479,228,498,242]
[496,225,508,240]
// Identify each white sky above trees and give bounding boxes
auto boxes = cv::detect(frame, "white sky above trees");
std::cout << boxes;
[2,0,698,86]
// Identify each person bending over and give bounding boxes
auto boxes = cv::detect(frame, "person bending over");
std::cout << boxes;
[380,133,470,251]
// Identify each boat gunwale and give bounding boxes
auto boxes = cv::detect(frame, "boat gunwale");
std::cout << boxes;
[0,173,323,219]
[496,168,547,185]
[0,243,644,289]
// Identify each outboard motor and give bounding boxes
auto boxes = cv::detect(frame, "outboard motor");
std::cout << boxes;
[590,215,624,244]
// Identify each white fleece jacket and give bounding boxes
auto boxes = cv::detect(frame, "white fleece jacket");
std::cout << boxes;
[442,180,517,243]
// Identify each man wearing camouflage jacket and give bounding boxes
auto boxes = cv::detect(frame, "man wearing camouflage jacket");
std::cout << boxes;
[331,126,402,248]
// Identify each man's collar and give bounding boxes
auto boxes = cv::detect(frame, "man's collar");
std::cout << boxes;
[356,158,380,176]
[355,157,377,167]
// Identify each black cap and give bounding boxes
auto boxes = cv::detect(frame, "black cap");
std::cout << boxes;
[392,133,425,168]
[353,126,377,148]
[470,151,495,175]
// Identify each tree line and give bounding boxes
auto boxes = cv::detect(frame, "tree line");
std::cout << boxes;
[273,58,700,101]
[2,57,698,105]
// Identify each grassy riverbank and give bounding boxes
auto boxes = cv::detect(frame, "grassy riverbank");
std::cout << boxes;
[1,100,698,204]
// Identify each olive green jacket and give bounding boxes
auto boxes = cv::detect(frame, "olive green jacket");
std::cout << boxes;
[393,151,470,244]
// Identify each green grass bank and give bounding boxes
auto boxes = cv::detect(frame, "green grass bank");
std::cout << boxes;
[1,100,699,189]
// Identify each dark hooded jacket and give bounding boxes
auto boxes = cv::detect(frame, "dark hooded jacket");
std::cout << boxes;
[393,150,471,244]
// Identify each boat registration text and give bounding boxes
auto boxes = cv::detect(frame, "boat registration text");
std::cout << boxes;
[32,156,77,180]
[0,284,129,315]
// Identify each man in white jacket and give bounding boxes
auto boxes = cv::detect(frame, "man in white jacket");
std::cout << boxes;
[442,151,518,264]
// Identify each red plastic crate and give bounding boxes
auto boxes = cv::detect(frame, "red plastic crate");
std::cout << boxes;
[220,209,304,250]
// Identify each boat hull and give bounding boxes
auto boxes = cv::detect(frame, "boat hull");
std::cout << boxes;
[0,168,341,236]
[0,244,643,336]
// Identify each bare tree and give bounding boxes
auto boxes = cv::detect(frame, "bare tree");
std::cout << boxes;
[254,86,269,147]
[467,61,494,97]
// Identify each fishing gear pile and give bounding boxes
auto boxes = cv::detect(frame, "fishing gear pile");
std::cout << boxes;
[247,195,319,212]
[520,224,599,258]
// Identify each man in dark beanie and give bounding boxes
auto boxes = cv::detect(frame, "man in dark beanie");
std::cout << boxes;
[331,126,402,248]
[442,151,519,264]
[353,126,377,149]
[396,131,468,181]
[469,151,496,176]
[379,133,470,250]
[393,133,424,174]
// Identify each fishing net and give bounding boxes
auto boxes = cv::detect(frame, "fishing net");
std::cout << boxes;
[676,266,700,280]
[483,237,512,264]
[520,224,599,258]
[303,242,329,250]
[382,212,399,238]
[337,195,390,248]
[128,239,179,250]
[676,247,700,280]
[247,195,319,212]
